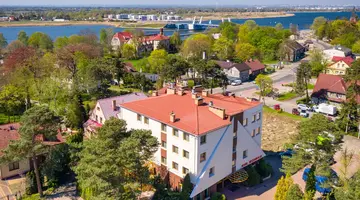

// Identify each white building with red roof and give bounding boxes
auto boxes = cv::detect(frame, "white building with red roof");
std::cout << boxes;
[119,88,265,199]
[326,56,354,75]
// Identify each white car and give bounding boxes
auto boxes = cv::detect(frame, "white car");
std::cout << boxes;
[231,80,242,86]
[297,104,311,111]
[299,109,309,118]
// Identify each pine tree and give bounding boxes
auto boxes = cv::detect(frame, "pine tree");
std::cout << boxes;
[275,174,293,200]
[180,173,193,200]
[295,62,312,101]
[285,184,304,200]
[305,165,316,199]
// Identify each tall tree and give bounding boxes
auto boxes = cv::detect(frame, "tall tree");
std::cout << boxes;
[180,174,193,200]
[0,33,7,48]
[234,42,257,62]
[0,85,25,123]
[28,32,53,51]
[169,31,182,52]
[295,62,312,101]
[309,49,327,77]
[285,184,304,200]
[255,74,273,105]
[0,106,61,197]
[305,165,316,199]
[6,40,25,53]
[148,49,168,74]
[212,36,234,60]
[181,33,212,60]
[275,23,284,31]
[311,16,327,34]
[17,30,29,46]
[121,43,137,60]
[274,173,293,200]
[244,20,257,31]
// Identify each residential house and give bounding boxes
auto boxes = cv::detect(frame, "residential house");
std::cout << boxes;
[326,56,354,75]
[323,45,352,61]
[111,32,133,50]
[215,60,250,82]
[0,123,64,179]
[245,59,266,78]
[283,40,305,62]
[123,62,160,82]
[147,15,158,21]
[84,93,148,137]
[311,73,360,108]
[119,89,265,199]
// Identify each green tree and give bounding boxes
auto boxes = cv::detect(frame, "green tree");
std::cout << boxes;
[219,21,237,40]
[234,42,257,62]
[311,16,327,34]
[305,165,316,199]
[6,40,25,53]
[244,20,257,31]
[210,192,226,200]
[334,170,360,200]
[285,184,303,200]
[54,36,69,49]
[181,33,212,60]
[295,62,312,101]
[17,30,29,45]
[0,106,61,197]
[352,40,360,53]
[28,32,53,51]
[180,173,193,200]
[161,54,189,81]
[255,74,273,105]
[275,23,284,31]
[0,33,7,48]
[212,36,234,60]
[309,48,327,76]
[121,43,137,60]
[148,49,168,74]
[170,31,182,52]
[0,84,25,123]
[274,174,293,200]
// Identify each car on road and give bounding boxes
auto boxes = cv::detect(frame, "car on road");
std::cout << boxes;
[300,109,309,118]
[231,80,242,86]
[302,168,339,194]
[292,108,300,115]
[297,104,311,111]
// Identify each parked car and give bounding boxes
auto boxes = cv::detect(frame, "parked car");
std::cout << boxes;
[302,168,339,194]
[298,104,311,111]
[292,108,300,115]
[231,80,242,86]
[300,109,309,118]
[274,104,281,111]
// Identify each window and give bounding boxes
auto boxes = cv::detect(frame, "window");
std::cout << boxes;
[96,106,100,111]
[256,127,261,135]
[182,167,189,175]
[100,117,103,124]
[95,115,98,122]
[161,123,167,132]
[251,129,255,137]
[257,113,261,120]
[243,118,248,126]
[144,117,149,124]
[9,162,19,171]
[172,162,178,170]
[173,129,179,137]
[252,115,256,122]
[172,145,179,154]
[205,188,210,198]
[200,152,206,162]
[183,150,189,159]
[183,132,189,141]
[209,167,215,177]
[200,135,206,145]
[161,141,167,148]
[137,114,142,121]
[161,156,167,164]
[233,131,237,138]
[243,150,248,159]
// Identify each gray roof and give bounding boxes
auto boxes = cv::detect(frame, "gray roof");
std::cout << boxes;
[98,93,148,120]
[334,45,352,54]
[215,60,251,72]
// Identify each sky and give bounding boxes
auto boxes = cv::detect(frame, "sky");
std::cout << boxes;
[1,0,359,6]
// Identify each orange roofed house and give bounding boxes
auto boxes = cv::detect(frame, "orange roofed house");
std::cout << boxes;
[119,88,265,199]
[0,123,64,179]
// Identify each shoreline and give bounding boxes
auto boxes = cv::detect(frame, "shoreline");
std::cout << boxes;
[0,12,295,28]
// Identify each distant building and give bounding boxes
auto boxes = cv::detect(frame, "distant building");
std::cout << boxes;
[111,32,133,50]
[215,60,250,82]
[116,14,129,20]
[326,56,354,75]
[147,15,158,21]
[283,40,305,62]
[245,59,266,78]
[323,45,352,61]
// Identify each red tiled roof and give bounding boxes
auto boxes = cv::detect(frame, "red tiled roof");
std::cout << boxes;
[245,59,266,72]
[313,74,346,95]
[331,56,354,66]
[0,123,64,154]
[121,92,261,135]
[148,34,169,41]
[113,32,133,42]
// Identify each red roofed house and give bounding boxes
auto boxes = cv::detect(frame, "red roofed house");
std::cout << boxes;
[245,59,266,78]
[119,88,265,199]
[0,123,64,179]
[326,56,354,75]
[111,32,133,50]
[311,73,360,108]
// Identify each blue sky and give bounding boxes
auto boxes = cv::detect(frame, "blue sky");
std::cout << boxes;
[2,0,359,6]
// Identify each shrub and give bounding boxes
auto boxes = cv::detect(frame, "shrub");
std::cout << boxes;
[305,165,316,199]
[187,80,195,88]
[285,184,304,200]
[25,171,39,195]
[244,166,261,187]
[211,192,226,200]
[255,159,273,178]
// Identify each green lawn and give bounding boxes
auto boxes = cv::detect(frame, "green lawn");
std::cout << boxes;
[277,92,298,101]
[124,58,147,72]
[263,106,305,121]
[307,84,315,89]
[263,60,279,65]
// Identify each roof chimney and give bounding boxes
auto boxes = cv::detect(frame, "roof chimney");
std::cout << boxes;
[202,90,209,97]
[209,106,226,119]
[195,97,204,106]
[152,91,158,96]
[112,100,117,111]
[177,89,184,96]
[160,28,164,36]
[170,111,176,122]
[167,88,176,95]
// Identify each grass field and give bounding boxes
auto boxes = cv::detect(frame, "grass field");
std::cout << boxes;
[263,105,305,121]
[277,91,298,101]
[124,58,147,72]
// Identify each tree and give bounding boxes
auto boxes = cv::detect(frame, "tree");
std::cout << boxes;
[99,28,113,49]
[234,42,257,62]
[274,174,293,200]
[181,33,212,60]
[295,62,312,101]
[334,170,360,200]
[17,30,29,45]
[311,16,327,34]
[180,173,193,200]
[275,23,284,31]
[289,23,298,35]
[0,33,7,48]
[244,20,257,31]
[74,118,158,199]
[255,74,273,104]
[170,31,182,52]
[210,192,226,200]
[161,55,189,81]
[54,36,69,49]
[219,21,237,40]
[28,32,53,51]
[309,48,327,77]
[0,106,61,197]
[0,85,25,123]
[6,40,25,53]
[148,49,168,74]
[285,184,304,200]
[212,36,234,60]
[352,40,360,53]
[305,165,316,199]
[121,43,137,60]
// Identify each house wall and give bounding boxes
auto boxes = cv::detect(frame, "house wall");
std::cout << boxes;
[323,49,346,61]
[326,61,350,75]
[224,68,249,82]
[90,102,106,124]
[111,38,122,50]
[0,159,30,179]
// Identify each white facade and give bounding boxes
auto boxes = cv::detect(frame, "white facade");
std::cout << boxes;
[120,101,264,198]
[323,49,347,61]
[90,102,106,124]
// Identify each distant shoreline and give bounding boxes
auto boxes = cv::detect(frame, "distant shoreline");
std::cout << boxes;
[0,12,295,28]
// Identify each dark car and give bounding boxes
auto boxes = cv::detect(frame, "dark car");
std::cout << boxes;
[292,108,300,115]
